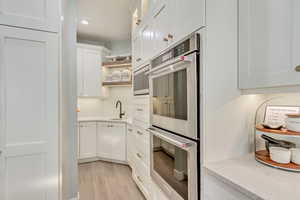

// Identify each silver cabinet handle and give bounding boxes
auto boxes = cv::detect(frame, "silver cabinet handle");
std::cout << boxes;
[137,131,143,135]
[136,58,142,62]
[136,153,142,159]
[137,176,143,183]
[295,65,300,72]
[0,150,2,156]
[136,19,141,25]
[167,34,174,39]
[137,108,143,112]
[128,128,133,132]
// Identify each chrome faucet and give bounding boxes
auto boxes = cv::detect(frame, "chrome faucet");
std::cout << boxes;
[116,100,125,119]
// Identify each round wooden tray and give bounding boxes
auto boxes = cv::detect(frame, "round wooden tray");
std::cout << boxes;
[256,150,300,172]
[256,125,300,137]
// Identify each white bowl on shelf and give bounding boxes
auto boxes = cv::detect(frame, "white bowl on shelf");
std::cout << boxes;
[291,148,300,165]
[269,147,291,164]
[286,114,300,133]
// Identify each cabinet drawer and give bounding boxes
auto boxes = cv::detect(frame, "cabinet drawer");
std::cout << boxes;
[132,167,151,199]
[133,104,150,123]
[134,127,150,167]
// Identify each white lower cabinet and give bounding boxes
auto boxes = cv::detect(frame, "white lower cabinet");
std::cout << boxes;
[97,122,126,162]
[78,122,97,159]
[127,124,135,166]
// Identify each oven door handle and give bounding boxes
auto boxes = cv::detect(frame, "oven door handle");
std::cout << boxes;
[149,128,195,150]
[148,55,193,76]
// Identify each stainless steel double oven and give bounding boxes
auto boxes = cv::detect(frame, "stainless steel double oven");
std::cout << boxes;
[148,33,200,200]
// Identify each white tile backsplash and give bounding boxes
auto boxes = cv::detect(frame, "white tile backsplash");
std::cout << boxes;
[78,87,133,119]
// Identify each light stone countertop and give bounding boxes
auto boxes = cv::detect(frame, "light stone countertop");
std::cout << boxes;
[205,154,300,200]
[78,117,132,125]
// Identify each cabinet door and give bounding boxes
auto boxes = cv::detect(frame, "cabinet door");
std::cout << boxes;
[239,0,300,89]
[79,122,97,159]
[97,123,126,161]
[126,125,135,165]
[133,35,142,68]
[0,0,59,32]
[141,22,154,61]
[173,0,205,43]
[77,47,84,96]
[152,2,171,53]
[0,26,59,200]
[83,49,102,97]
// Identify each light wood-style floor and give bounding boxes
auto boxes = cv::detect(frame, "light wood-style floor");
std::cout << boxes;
[79,161,146,200]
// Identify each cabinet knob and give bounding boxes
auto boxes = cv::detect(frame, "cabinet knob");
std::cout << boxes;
[128,128,133,132]
[136,19,141,25]
[136,58,142,62]
[137,176,143,183]
[163,37,169,42]
[295,65,300,72]
[167,34,174,39]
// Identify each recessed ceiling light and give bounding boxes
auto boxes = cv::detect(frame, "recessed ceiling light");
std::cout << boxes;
[81,20,89,25]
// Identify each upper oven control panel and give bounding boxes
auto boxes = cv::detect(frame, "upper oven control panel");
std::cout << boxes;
[151,33,200,69]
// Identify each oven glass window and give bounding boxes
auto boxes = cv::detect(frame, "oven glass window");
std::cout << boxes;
[134,69,149,92]
[153,135,188,200]
[152,69,187,120]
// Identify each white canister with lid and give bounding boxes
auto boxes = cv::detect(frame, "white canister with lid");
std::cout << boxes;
[291,148,300,165]
[269,147,291,164]
[286,114,300,133]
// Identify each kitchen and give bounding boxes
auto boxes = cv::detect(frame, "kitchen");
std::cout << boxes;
[1,0,300,200]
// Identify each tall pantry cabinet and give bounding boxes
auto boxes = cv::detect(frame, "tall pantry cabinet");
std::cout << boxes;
[0,1,61,200]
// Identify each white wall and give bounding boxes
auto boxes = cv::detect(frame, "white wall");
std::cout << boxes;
[78,87,133,119]
[61,0,78,199]
[109,39,131,56]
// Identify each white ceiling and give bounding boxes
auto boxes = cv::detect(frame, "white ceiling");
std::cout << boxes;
[77,0,137,43]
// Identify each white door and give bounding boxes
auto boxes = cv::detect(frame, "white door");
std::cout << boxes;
[0,26,59,200]
[174,0,205,43]
[97,122,126,161]
[0,0,59,32]
[152,2,171,53]
[77,47,84,96]
[79,122,97,159]
[239,0,300,89]
[83,49,102,97]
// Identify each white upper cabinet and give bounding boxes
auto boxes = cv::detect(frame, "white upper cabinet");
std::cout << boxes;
[239,0,300,89]
[173,0,205,42]
[152,2,172,54]
[141,22,155,62]
[132,0,205,67]
[133,34,142,68]
[77,44,108,97]
[0,25,59,200]
[0,0,60,32]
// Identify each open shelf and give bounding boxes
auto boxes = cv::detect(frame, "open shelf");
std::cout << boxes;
[102,81,132,87]
[255,150,300,172]
[102,60,132,68]
[256,125,300,137]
